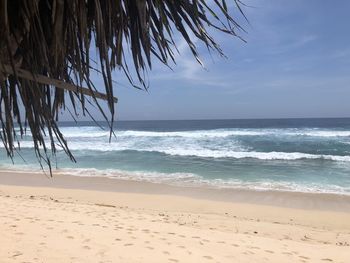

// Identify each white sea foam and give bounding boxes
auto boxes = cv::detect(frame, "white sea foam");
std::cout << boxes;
[2,126,350,163]
[23,127,269,138]
[17,126,350,139]
[56,168,202,184]
[3,140,350,162]
[56,127,110,138]
[2,124,350,195]
[1,166,349,195]
[64,168,349,194]
[285,130,350,137]
[63,128,350,138]
[207,179,350,194]
[150,149,350,162]
[117,129,266,138]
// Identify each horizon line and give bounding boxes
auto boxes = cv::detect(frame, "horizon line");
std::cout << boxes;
[57,116,350,122]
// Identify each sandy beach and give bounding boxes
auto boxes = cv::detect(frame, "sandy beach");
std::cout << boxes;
[2,0,350,262]
[0,170,350,263]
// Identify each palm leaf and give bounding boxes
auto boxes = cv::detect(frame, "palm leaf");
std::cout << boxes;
[0,0,246,171]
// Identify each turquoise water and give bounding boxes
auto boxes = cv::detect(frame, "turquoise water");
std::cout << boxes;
[1,118,350,194]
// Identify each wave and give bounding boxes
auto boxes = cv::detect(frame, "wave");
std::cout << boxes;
[2,126,350,163]
[55,127,110,138]
[117,129,266,138]
[22,128,268,139]
[57,168,201,184]
[2,140,350,162]
[285,130,350,137]
[150,149,350,162]
[18,126,350,139]
[1,166,349,195]
[119,129,350,138]
[57,168,350,194]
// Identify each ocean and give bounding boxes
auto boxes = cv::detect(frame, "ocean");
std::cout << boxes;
[1,118,350,195]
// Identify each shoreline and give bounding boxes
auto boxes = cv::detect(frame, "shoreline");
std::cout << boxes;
[1,161,349,196]
[1,169,350,212]
[1,170,350,262]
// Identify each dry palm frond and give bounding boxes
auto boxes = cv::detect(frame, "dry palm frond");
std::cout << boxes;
[0,0,246,171]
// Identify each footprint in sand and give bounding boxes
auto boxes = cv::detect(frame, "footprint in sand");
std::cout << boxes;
[250,246,260,250]
[11,251,23,258]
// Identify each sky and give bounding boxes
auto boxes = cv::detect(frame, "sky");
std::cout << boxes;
[67,0,350,121]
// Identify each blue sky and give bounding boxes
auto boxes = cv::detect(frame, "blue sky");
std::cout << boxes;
[70,0,350,121]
